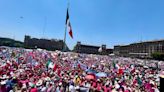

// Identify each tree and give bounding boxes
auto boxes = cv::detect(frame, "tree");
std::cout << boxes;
[151,52,164,61]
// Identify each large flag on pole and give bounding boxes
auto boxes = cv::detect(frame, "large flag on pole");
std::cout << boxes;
[66,9,73,39]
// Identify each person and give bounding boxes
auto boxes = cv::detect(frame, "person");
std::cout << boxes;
[0,81,7,92]
[56,82,64,92]
[30,85,38,92]
[0,47,162,92]
[69,83,76,92]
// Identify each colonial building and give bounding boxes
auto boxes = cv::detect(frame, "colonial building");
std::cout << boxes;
[73,42,113,55]
[24,35,69,51]
[114,40,164,58]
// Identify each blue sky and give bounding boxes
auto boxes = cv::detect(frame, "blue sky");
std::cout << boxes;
[0,0,164,49]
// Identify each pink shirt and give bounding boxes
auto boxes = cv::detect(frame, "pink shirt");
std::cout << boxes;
[103,86,111,92]
[125,90,130,92]
[47,86,53,92]
[92,82,96,87]
[0,86,7,92]
[30,88,38,92]
[96,83,102,91]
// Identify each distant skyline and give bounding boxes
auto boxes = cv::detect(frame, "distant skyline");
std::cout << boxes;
[0,0,164,49]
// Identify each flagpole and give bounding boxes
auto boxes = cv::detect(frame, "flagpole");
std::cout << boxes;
[63,25,67,51]
[63,0,70,51]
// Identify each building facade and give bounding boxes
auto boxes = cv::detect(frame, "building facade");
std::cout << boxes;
[73,42,113,55]
[24,35,69,51]
[114,40,164,58]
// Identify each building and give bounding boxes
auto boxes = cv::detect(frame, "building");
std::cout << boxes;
[114,40,164,58]
[73,42,113,55]
[24,35,69,51]
[106,48,113,55]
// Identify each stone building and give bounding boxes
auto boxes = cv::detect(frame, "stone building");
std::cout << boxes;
[24,35,69,51]
[114,40,164,58]
[73,42,113,55]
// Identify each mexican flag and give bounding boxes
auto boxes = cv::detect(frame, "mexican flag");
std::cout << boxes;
[66,8,73,39]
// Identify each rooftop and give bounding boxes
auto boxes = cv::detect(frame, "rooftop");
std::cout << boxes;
[115,39,164,47]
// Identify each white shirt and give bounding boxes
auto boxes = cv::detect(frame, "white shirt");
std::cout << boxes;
[154,88,160,92]
[69,85,76,92]
[41,86,47,92]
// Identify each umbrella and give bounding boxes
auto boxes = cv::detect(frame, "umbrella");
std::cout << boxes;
[143,66,149,68]
[96,72,107,77]
[85,69,97,74]
[85,74,95,80]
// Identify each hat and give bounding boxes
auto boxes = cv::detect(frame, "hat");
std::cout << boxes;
[75,75,78,78]
[159,71,164,78]
[50,81,54,85]
[13,76,16,79]
[22,83,27,89]
[64,77,67,80]
[44,77,51,81]
[148,74,153,78]
[143,66,149,69]
[75,86,80,89]
[0,80,6,85]
[29,82,35,87]
[150,80,155,85]
[1,75,9,79]
[36,80,43,86]
[135,70,139,73]
[92,65,96,68]
[59,82,62,86]
[155,78,159,82]
[115,84,120,89]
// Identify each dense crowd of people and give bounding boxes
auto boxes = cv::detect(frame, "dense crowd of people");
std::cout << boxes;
[0,46,163,92]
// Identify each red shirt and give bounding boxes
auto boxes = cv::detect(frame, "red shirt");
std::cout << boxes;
[30,88,38,92]
[119,68,123,75]
[53,64,58,71]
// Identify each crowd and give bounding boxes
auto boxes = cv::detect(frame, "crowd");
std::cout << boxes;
[0,46,163,92]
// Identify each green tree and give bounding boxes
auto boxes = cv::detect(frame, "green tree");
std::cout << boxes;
[151,52,164,60]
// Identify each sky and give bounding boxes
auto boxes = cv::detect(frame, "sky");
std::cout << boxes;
[0,0,164,49]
